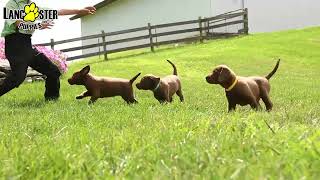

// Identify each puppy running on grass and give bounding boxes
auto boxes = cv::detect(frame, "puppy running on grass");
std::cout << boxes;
[136,60,184,103]
[206,59,280,112]
[68,65,140,104]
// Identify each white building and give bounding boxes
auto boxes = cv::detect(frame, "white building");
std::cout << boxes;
[70,0,320,55]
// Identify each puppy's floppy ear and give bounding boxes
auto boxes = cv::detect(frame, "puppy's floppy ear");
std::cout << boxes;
[150,76,160,84]
[80,65,90,75]
[218,67,230,83]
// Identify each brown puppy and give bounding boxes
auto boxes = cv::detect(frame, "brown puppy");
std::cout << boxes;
[68,65,140,104]
[136,60,184,103]
[206,60,280,112]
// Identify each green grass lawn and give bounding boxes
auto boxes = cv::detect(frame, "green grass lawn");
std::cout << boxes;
[0,27,320,179]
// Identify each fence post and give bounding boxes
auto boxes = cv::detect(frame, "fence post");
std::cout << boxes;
[198,17,203,43]
[206,19,210,38]
[148,23,154,52]
[98,38,101,59]
[50,39,54,50]
[243,8,249,34]
[101,30,108,60]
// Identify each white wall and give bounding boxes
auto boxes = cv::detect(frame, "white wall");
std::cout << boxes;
[80,0,214,55]
[80,0,320,55]
[246,0,320,32]
[213,0,242,15]
[82,0,212,35]
[213,0,320,32]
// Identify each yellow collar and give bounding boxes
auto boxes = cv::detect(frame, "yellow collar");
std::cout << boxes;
[225,78,238,91]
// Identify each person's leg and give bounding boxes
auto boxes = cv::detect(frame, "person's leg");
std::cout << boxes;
[0,60,28,96]
[0,34,31,97]
[29,51,61,100]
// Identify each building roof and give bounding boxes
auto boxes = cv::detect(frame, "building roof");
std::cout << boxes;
[70,0,119,20]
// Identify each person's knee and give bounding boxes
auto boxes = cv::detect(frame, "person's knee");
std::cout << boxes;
[9,72,26,88]
[46,67,61,79]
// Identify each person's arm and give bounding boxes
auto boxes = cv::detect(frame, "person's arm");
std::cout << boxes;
[58,7,96,16]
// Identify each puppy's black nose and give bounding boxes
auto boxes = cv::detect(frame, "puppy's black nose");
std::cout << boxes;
[206,76,212,83]
[68,79,73,85]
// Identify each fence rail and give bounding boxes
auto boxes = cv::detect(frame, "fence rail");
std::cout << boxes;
[35,9,248,61]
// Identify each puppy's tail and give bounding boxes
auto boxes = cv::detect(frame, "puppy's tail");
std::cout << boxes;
[167,60,177,75]
[130,73,141,84]
[266,59,280,80]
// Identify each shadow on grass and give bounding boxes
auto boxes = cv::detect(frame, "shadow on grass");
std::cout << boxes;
[6,99,47,109]
[107,46,183,61]
[68,43,199,66]
[67,35,248,67]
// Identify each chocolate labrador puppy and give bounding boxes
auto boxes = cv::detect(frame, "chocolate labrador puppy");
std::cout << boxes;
[206,59,280,112]
[136,60,184,103]
[68,65,140,104]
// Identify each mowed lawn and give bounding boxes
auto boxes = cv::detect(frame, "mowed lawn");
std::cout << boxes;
[0,27,320,179]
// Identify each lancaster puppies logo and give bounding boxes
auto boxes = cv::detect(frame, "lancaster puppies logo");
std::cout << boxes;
[24,3,39,22]
[3,2,58,30]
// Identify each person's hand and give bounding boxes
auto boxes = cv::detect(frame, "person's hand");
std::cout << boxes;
[78,6,96,16]
[40,21,54,30]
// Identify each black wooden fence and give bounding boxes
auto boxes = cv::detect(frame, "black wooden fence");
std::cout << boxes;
[35,9,248,61]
